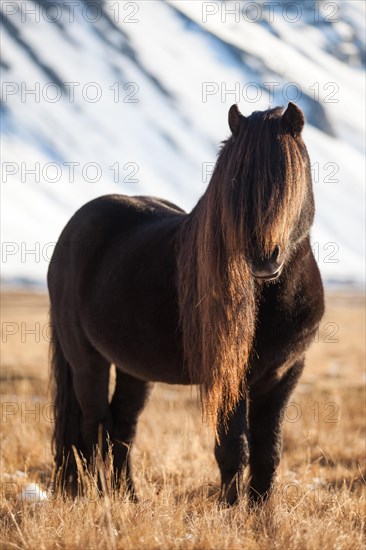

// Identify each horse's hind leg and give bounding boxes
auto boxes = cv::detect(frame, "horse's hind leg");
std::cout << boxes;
[72,355,112,467]
[62,333,112,477]
[110,369,152,499]
[214,398,249,505]
[51,321,111,494]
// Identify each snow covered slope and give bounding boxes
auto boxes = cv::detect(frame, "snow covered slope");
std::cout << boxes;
[1,0,365,287]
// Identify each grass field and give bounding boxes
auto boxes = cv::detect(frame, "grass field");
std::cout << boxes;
[0,291,365,549]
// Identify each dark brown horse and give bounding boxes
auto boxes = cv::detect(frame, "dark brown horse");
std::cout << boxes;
[48,102,324,505]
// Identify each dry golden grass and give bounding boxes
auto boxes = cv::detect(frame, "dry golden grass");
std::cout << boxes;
[0,291,365,549]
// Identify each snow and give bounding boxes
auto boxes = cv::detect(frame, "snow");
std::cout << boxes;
[1,0,365,288]
[18,482,48,502]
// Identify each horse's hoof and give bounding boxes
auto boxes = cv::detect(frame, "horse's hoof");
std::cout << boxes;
[219,497,238,507]
[129,492,138,503]
[247,488,270,507]
[219,487,239,507]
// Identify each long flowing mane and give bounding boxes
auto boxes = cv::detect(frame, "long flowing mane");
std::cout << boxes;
[176,106,308,430]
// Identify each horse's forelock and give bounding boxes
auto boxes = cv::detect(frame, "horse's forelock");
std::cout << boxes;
[223,107,308,256]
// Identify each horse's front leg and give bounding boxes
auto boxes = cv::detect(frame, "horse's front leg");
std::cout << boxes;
[214,398,249,505]
[248,359,304,504]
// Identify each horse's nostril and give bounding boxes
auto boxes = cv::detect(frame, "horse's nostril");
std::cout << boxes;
[271,245,281,262]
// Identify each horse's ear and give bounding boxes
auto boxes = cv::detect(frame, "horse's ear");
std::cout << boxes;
[228,104,245,135]
[282,102,304,137]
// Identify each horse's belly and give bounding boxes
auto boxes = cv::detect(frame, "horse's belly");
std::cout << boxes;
[113,355,191,385]
[82,305,192,385]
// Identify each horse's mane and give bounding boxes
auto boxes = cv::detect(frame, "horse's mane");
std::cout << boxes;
[176,106,307,431]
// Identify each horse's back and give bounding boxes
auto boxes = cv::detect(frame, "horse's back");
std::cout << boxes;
[57,194,184,239]
[48,194,185,279]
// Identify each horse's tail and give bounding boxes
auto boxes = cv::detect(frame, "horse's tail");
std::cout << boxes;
[50,315,82,490]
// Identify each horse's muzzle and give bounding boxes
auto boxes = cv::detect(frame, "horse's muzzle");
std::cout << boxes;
[249,246,283,281]
[250,264,283,281]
